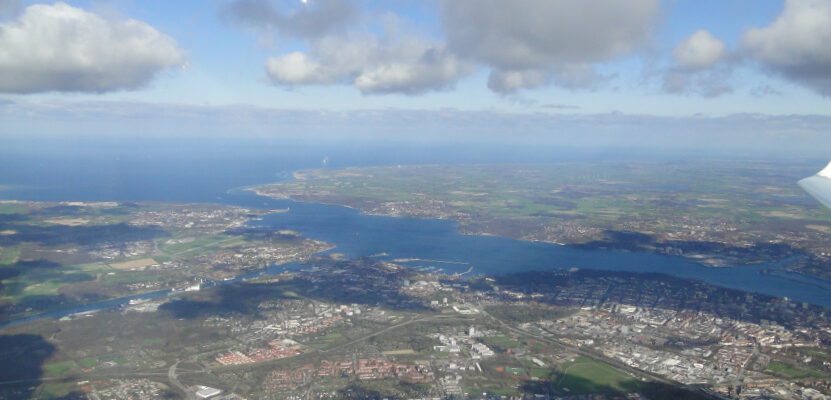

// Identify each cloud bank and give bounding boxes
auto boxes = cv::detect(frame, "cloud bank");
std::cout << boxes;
[229,0,831,99]
[743,0,831,96]
[265,34,473,95]
[0,2,184,94]
[4,100,831,157]
[439,0,660,93]
[245,0,660,95]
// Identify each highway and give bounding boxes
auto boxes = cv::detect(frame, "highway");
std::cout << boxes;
[480,309,724,399]
[168,360,197,400]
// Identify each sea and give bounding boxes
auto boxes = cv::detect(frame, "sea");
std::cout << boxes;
[1,136,830,320]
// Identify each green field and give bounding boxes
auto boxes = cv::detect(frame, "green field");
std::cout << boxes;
[308,332,345,349]
[263,162,831,224]
[530,367,551,379]
[42,361,77,377]
[38,382,77,399]
[0,246,20,265]
[142,338,165,348]
[553,356,646,394]
[0,203,26,214]
[767,361,828,379]
[78,357,98,368]
[482,335,521,349]
[0,260,112,301]
[1,265,93,298]
[159,235,245,257]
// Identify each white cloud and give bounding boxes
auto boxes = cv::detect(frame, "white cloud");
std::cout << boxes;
[673,30,727,70]
[0,2,184,94]
[265,34,473,95]
[487,65,602,93]
[663,30,731,96]
[266,52,333,84]
[487,69,550,93]
[249,0,659,95]
[743,0,831,96]
[438,0,659,93]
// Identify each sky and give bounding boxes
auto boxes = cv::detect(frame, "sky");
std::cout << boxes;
[0,0,830,154]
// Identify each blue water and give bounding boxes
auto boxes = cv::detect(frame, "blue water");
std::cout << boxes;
[231,190,831,307]
[1,137,830,316]
[1,138,646,202]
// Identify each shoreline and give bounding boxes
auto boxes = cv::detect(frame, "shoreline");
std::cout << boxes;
[248,179,801,273]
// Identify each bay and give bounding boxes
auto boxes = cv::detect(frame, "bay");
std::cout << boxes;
[1,138,830,318]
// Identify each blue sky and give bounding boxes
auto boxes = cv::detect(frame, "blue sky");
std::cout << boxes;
[0,0,830,151]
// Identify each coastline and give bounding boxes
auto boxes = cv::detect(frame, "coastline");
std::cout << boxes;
[247,178,798,273]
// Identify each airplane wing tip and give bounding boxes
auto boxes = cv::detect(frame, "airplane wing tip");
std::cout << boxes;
[799,162,831,210]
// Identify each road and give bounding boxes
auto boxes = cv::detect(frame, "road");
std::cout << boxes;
[0,366,196,399]
[0,309,723,399]
[480,309,722,399]
[168,360,196,400]
[319,314,466,354]
[210,313,472,373]
[0,312,475,394]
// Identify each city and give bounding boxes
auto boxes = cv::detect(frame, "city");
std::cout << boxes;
[4,255,830,399]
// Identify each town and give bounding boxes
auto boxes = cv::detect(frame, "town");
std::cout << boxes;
[0,201,329,321]
[5,256,831,399]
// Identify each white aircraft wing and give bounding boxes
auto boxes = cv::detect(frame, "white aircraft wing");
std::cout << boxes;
[798,162,831,210]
